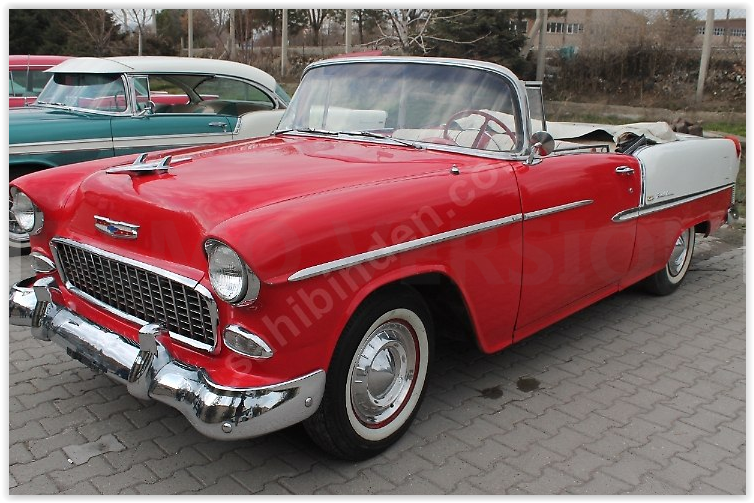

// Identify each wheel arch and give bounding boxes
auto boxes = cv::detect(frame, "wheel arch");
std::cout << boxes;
[694,220,711,237]
[10,163,56,181]
[336,266,480,356]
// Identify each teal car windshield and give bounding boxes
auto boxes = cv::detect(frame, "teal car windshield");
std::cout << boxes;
[36,73,128,113]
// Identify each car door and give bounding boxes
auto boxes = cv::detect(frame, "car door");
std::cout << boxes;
[110,113,233,157]
[513,152,641,338]
[109,75,234,157]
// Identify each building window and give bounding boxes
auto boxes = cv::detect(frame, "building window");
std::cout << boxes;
[730,28,746,37]
[697,26,706,35]
[714,26,726,36]
[547,22,583,34]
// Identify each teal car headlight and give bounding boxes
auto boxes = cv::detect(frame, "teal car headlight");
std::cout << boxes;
[10,188,44,235]
[205,239,260,304]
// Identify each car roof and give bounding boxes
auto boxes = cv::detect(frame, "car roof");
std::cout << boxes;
[9,54,70,68]
[47,56,278,92]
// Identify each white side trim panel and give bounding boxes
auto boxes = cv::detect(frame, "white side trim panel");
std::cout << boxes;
[112,132,234,150]
[10,138,114,155]
[636,137,738,206]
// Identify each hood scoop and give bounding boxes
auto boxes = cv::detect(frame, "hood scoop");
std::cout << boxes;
[106,153,192,176]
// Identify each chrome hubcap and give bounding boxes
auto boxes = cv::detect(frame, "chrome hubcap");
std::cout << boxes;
[350,321,417,426]
[668,229,691,277]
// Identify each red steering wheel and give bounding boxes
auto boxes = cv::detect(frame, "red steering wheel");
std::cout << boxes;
[442,110,516,149]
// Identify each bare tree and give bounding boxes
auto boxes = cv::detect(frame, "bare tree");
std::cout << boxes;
[204,9,232,58]
[374,9,487,54]
[120,9,154,55]
[306,9,330,47]
[374,9,434,53]
[64,9,122,56]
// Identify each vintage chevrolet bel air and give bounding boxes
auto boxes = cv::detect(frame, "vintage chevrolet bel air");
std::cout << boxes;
[9,56,740,460]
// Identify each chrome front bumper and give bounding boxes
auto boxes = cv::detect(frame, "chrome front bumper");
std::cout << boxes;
[9,276,325,440]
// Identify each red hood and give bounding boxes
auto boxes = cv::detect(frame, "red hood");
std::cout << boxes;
[61,135,479,270]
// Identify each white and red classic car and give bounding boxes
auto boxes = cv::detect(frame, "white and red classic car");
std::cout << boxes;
[9,56,740,460]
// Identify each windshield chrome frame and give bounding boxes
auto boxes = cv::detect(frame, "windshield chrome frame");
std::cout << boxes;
[35,73,134,117]
[291,56,534,161]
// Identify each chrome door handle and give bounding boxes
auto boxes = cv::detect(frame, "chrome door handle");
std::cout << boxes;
[615,166,634,175]
[208,121,228,132]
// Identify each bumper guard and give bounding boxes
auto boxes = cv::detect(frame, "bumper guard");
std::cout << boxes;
[9,276,325,440]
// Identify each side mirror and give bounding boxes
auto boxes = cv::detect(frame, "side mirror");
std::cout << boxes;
[525,131,555,165]
[140,100,156,116]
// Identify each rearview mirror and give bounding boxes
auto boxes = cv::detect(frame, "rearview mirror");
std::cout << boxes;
[525,131,555,165]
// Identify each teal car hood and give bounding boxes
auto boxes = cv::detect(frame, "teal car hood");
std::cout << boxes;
[9,106,112,144]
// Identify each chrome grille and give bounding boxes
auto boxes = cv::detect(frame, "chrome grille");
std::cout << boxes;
[53,240,216,350]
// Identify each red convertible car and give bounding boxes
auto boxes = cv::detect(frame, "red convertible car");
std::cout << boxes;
[9,56,739,460]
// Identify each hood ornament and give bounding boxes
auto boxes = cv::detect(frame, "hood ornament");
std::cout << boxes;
[94,215,139,239]
[106,153,171,175]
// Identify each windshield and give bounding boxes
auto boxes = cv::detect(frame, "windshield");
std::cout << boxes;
[278,61,522,152]
[9,69,52,97]
[36,73,127,112]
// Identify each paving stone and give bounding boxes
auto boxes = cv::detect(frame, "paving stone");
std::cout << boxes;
[10,450,71,484]
[417,457,482,492]
[279,464,349,494]
[701,463,745,494]
[9,474,59,495]
[567,471,632,494]
[91,464,159,494]
[653,458,713,491]
[29,429,88,459]
[195,475,253,495]
[63,433,126,465]
[134,469,204,495]
[49,457,115,490]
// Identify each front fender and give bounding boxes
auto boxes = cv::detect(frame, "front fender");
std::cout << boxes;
[207,164,517,285]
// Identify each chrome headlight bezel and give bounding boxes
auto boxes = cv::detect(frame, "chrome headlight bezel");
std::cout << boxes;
[10,187,44,235]
[204,239,261,305]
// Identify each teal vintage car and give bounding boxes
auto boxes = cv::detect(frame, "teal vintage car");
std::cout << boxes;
[9,56,290,248]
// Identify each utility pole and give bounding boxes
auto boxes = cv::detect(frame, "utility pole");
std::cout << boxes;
[188,9,194,57]
[281,9,289,76]
[230,9,237,60]
[345,9,352,53]
[696,9,714,104]
[536,9,547,81]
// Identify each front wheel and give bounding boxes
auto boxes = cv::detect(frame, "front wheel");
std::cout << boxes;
[304,288,433,460]
[642,227,696,295]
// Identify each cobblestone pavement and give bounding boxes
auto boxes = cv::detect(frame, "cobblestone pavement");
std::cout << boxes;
[9,230,745,494]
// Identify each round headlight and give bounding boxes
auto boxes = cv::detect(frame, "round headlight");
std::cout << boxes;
[205,240,260,304]
[11,189,43,234]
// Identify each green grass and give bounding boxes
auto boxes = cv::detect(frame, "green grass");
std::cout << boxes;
[548,113,628,125]
[703,122,746,137]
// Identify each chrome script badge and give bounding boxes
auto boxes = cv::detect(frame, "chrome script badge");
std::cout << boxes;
[94,215,139,239]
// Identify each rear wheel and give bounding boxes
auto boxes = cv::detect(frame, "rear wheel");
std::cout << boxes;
[642,227,696,295]
[304,288,433,460]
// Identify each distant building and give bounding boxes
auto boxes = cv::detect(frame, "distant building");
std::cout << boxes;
[695,17,746,47]
[529,9,746,52]
[530,9,649,52]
